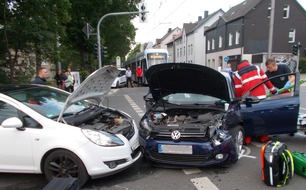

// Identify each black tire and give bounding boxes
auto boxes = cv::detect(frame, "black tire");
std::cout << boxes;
[229,125,244,157]
[43,149,89,187]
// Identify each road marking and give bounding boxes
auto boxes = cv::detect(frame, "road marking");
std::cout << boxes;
[108,88,118,96]
[124,94,145,117]
[300,107,306,111]
[183,168,202,175]
[239,149,256,159]
[191,177,219,190]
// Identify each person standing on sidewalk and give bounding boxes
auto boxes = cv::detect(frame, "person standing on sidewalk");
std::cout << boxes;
[31,67,48,85]
[54,69,64,89]
[125,67,133,88]
[136,65,143,86]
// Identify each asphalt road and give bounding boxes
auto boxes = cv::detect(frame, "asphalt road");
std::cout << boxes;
[0,82,306,190]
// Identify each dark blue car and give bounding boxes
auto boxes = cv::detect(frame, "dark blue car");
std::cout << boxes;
[139,63,300,167]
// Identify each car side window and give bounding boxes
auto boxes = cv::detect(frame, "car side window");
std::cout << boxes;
[22,114,42,128]
[0,101,19,124]
[248,73,296,101]
[119,70,125,77]
[0,100,42,128]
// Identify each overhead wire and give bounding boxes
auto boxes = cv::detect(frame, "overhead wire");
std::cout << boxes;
[147,0,187,35]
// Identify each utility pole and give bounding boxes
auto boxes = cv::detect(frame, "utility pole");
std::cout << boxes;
[97,10,148,68]
[267,0,275,58]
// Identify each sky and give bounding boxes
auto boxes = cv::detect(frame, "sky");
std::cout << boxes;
[132,0,306,44]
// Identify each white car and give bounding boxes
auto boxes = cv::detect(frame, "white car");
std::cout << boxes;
[111,68,126,88]
[298,113,306,125]
[0,66,141,187]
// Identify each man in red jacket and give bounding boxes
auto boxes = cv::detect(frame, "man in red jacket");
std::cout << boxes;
[234,60,278,145]
[136,65,143,87]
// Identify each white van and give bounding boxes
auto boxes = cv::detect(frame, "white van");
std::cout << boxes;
[111,68,126,88]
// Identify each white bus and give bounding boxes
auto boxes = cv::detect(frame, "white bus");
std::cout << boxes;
[123,49,168,85]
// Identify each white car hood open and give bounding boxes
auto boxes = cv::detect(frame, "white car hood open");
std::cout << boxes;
[57,66,119,121]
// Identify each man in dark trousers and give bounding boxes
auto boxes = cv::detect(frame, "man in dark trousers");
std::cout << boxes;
[31,67,48,85]
[54,68,63,89]
[136,65,143,86]
[125,67,133,88]
[234,60,277,145]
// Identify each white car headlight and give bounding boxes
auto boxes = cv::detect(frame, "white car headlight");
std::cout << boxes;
[82,129,124,146]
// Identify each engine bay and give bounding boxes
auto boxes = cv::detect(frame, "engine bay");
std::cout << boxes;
[64,107,134,138]
[147,109,224,127]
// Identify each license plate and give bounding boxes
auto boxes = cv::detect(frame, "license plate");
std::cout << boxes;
[158,144,192,154]
[131,139,140,151]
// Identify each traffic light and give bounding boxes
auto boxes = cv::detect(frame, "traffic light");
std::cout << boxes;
[94,43,98,58]
[292,44,298,55]
[102,46,108,58]
[139,2,148,23]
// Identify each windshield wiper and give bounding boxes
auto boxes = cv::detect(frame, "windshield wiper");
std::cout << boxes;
[75,105,97,115]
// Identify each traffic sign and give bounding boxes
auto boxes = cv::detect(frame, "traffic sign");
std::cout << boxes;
[224,57,229,62]
[82,23,94,39]
[116,56,121,68]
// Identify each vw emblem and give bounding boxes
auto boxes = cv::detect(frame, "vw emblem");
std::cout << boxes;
[171,130,181,140]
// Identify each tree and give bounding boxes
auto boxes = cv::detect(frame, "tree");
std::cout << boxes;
[65,0,140,72]
[0,0,141,83]
[127,43,141,60]
[0,0,71,83]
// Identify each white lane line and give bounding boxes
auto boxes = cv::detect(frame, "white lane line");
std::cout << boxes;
[183,168,202,175]
[191,177,219,190]
[108,89,118,96]
[300,107,306,111]
[124,94,145,117]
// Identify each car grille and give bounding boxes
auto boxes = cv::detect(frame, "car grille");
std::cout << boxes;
[131,147,141,159]
[150,131,208,141]
[148,151,213,164]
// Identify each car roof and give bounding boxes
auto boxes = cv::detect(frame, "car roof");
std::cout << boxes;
[0,85,46,94]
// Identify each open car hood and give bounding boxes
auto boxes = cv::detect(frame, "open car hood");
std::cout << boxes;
[57,66,119,121]
[145,63,231,102]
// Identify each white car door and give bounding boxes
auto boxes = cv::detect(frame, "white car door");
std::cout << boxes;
[0,101,34,172]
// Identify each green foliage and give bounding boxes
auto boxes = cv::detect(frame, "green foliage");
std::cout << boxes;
[0,0,71,83]
[65,0,140,70]
[0,69,9,84]
[127,44,141,60]
[299,57,306,73]
[0,0,141,83]
[79,70,90,82]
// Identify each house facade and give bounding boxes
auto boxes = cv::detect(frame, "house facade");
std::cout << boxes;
[206,0,306,71]
[153,27,181,50]
[169,10,225,65]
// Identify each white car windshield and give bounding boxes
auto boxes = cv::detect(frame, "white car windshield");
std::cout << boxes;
[8,88,93,118]
[162,93,220,105]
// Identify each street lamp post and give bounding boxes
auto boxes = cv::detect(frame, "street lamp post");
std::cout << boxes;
[97,11,148,68]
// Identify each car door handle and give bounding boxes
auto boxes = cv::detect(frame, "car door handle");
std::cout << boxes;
[285,105,296,110]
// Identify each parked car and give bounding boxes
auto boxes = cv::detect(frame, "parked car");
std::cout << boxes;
[111,68,126,88]
[139,63,300,167]
[0,66,141,187]
[298,113,306,126]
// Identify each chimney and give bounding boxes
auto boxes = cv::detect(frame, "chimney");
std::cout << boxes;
[204,11,209,18]
[168,28,172,33]
[198,16,202,21]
